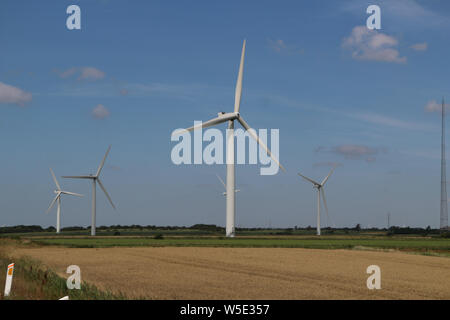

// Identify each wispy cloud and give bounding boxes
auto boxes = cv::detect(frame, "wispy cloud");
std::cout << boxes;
[313,161,343,168]
[317,144,387,162]
[262,93,435,132]
[342,26,406,63]
[92,104,110,119]
[410,42,428,51]
[333,144,387,162]
[0,82,32,106]
[424,100,450,113]
[348,112,435,131]
[267,39,304,55]
[55,67,106,81]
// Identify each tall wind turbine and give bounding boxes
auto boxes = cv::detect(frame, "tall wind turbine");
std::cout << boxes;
[174,40,285,237]
[62,146,116,236]
[298,166,336,236]
[46,168,83,233]
[216,174,240,196]
[441,98,448,230]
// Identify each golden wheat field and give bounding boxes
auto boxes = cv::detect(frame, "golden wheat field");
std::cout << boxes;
[7,245,450,300]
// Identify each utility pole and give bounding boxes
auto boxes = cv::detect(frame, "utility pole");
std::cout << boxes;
[387,212,390,229]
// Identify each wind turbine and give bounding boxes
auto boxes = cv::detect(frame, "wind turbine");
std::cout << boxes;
[46,168,83,233]
[62,146,116,236]
[297,166,336,236]
[173,40,285,237]
[216,174,240,196]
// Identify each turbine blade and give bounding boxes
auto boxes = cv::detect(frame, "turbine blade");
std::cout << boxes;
[237,116,286,172]
[50,168,61,191]
[321,188,332,228]
[62,175,94,179]
[97,178,116,209]
[96,145,111,177]
[321,166,336,186]
[234,39,246,113]
[297,173,320,186]
[172,114,236,136]
[61,191,84,197]
[46,194,60,214]
[216,174,227,190]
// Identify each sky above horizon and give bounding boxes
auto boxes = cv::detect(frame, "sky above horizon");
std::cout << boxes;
[1,0,450,229]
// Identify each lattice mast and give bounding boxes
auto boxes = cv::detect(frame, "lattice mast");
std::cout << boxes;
[440,98,448,230]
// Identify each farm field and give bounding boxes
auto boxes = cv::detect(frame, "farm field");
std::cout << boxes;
[5,241,450,300]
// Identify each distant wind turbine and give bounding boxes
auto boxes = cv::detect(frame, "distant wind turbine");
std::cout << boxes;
[173,40,285,237]
[298,166,336,236]
[62,146,116,236]
[216,174,240,196]
[46,168,83,233]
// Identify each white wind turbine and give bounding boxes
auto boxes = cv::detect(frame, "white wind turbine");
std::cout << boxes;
[298,166,336,236]
[62,146,116,236]
[216,174,240,196]
[46,168,83,233]
[174,40,285,237]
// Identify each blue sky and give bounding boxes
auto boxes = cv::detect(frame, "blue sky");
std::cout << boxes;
[1,0,450,229]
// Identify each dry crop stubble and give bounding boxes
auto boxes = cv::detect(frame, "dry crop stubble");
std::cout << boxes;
[9,246,450,299]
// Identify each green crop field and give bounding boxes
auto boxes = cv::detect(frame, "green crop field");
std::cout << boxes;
[25,236,450,255]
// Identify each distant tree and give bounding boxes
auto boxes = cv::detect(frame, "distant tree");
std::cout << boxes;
[440,232,450,239]
[355,224,361,232]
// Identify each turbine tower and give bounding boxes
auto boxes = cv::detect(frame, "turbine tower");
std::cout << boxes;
[441,98,448,230]
[46,168,83,233]
[298,166,336,236]
[174,40,285,237]
[62,146,116,236]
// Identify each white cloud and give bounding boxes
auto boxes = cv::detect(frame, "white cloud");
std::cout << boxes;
[0,82,32,106]
[342,26,406,63]
[92,104,110,119]
[410,42,428,51]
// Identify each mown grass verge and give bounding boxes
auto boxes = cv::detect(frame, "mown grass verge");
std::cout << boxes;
[0,253,126,300]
